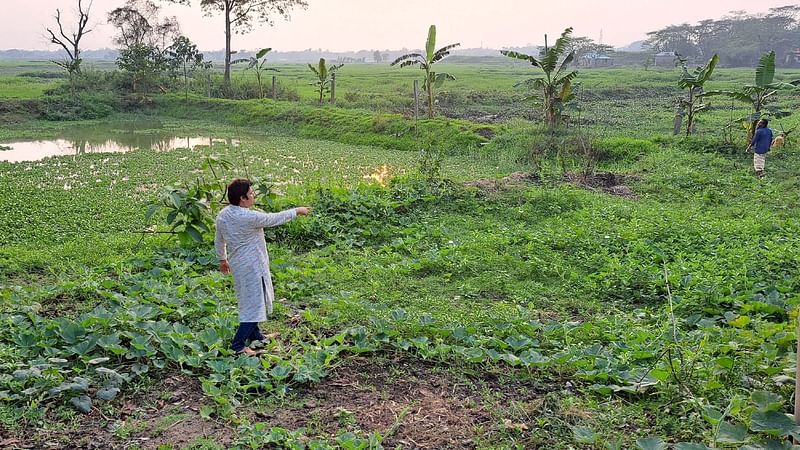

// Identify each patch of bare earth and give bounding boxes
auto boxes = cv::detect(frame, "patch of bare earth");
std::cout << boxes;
[464,171,540,193]
[465,171,639,199]
[259,357,545,449]
[11,375,233,450]
[564,172,640,199]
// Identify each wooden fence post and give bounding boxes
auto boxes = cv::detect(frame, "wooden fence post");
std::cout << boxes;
[272,75,277,100]
[413,79,420,121]
[330,73,336,104]
[795,312,800,432]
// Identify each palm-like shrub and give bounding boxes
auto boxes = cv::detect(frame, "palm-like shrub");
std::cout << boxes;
[501,28,578,128]
[308,58,343,104]
[233,48,278,99]
[676,54,718,136]
[703,51,799,140]
[391,25,460,119]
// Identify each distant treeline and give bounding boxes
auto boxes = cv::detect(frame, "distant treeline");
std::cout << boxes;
[645,5,800,67]
[0,47,517,65]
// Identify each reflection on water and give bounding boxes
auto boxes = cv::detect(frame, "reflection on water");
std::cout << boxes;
[0,120,240,163]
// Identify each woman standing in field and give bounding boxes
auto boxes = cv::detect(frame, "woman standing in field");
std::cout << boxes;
[749,119,773,177]
[214,178,311,356]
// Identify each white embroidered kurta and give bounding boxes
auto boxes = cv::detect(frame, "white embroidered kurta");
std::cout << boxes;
[214,206,297,322]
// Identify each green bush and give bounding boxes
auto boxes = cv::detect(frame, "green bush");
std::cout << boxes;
[593,137,658,161]
[41,92,120,120]
[40,70,125,120]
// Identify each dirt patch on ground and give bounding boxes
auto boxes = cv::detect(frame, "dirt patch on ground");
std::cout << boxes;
[564,172,640,199]
[465,171,639,199]
[9,375,234,450]
[260,357,545,449]
[464,171,540,192]
[5,358,549,449]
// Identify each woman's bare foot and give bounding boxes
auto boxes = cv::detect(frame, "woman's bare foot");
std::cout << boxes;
[237,347,266,357]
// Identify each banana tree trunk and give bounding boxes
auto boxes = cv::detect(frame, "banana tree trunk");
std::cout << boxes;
[426,75,434,118]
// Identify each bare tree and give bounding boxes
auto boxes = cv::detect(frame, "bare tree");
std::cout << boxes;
[45,0,93,75]
[163,0,308,89]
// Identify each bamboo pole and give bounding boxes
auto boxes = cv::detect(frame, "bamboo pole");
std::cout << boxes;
[272,75,277,100]
[795,312,799,427]
[413,79,419,121]
[330,73,336,104]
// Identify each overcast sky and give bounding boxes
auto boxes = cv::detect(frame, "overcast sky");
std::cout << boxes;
[2,0,794,52]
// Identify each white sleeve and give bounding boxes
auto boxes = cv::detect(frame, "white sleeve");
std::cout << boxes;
[248,208,297,229]
[214,218,227,261]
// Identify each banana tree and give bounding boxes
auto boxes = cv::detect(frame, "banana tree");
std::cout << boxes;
[391,25,460,118]
[308,58,343,104]
[501,28,578,128]
[676,54,718,136]
[702,51,799,140]
[233,48,278,99]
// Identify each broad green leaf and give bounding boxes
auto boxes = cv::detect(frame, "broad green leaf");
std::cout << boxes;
[69,338,97,356]
[14,333,37,348]
[270,363,292,381]
[132,363,149,376]
[755,51,776,87]
[752,391,784,412]
[255,48,271,59]
[185,224,203,242]
[88,357,110,365]
[70,395,92,414]
[199,328,221,349]
[728,316,750,328]
[96,387,119,402]
[702,406,723,425]
[750,410,798,436]
[636,437,666,450]
[58,320,86,344]
[741,440,800,450]
[505,335,532,351]
[199,405,214,419]
[674,444,710,450]
[572,425,596,444]
[419,314,435,326]
[716,421,747,444]
[13,368,40,380]
[425,25,436,62]
[390,309,408,321]
[96,367,126,384]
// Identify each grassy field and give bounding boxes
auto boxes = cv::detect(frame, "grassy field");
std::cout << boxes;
[1,61,800,449]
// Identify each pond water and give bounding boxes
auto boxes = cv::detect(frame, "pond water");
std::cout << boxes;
[0,120,240,163]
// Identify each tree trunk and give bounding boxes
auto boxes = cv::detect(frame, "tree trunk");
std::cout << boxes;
[223,3,232,89]
[685,89,694,136]
[330,73,336,104]
[426,75,434,119]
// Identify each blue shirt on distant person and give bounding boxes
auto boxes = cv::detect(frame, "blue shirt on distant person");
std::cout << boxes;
[751,127,773,154]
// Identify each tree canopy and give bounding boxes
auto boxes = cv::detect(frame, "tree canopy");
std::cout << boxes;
[645,6,800,67]
[162,0,308,88]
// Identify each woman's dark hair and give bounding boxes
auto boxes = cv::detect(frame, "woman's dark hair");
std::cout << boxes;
[227,178,252,206]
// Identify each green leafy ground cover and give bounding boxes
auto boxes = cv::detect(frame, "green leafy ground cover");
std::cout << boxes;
[1,64,800,448]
